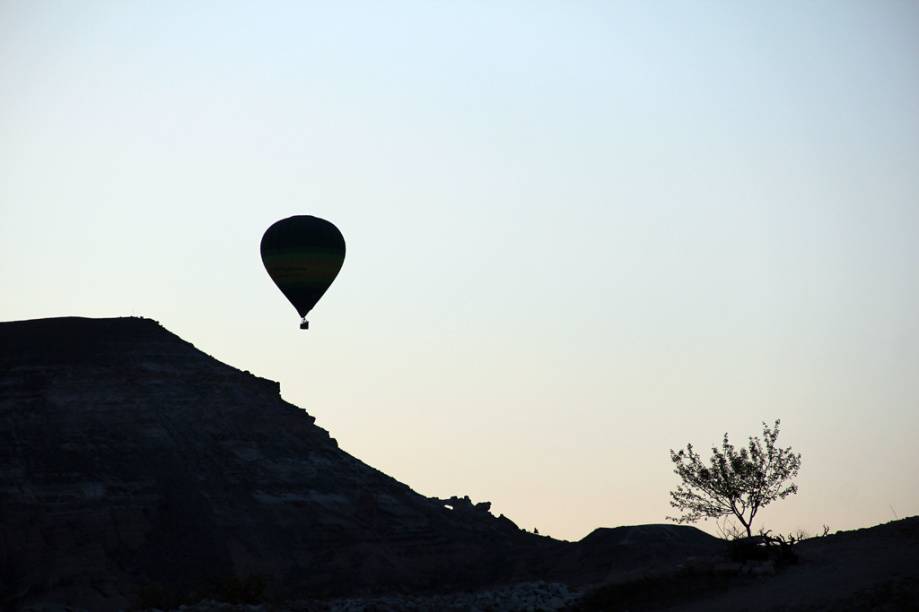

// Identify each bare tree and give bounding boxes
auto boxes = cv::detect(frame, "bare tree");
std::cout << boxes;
[668,419,801,538]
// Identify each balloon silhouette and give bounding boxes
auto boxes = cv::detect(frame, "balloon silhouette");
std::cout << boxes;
[260,215,346,329]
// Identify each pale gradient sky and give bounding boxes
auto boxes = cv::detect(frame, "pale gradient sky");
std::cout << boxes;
[2,1,918,541]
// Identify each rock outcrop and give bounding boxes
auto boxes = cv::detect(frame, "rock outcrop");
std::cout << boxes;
[0,316,719,610]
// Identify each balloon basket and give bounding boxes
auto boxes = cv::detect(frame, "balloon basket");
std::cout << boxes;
[299,319,309,330]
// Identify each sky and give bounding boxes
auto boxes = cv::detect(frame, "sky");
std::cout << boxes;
[2,1,918,541]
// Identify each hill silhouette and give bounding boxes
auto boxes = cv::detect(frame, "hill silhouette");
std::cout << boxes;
[0,316,721,610]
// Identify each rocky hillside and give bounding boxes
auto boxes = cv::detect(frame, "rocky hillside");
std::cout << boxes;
[0,317,719,610]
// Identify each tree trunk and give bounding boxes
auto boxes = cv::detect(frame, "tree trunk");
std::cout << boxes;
[736,514,752,538]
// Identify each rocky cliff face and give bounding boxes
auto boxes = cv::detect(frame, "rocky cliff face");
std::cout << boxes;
[0,317,718,610]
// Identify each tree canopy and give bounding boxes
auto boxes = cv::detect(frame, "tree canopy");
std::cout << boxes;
[668,419,802,538]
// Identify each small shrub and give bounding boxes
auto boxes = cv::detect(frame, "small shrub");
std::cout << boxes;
[727,537,772,563]
[726,530,799,566]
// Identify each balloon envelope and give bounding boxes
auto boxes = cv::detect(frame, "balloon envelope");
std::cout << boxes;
[260,216,346,320]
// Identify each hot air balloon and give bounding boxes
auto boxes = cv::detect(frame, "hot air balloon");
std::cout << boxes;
[260,215,346,329]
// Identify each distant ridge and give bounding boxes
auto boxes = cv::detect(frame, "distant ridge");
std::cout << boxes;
[0,316,720,610]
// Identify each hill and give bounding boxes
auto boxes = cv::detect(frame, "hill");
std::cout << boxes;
[0,316,719,610]
[572,516,919,612]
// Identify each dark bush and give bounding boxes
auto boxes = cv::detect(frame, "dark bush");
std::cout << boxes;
[727,534,798,565]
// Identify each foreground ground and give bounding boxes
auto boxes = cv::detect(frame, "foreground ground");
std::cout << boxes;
[144,517,918,611]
